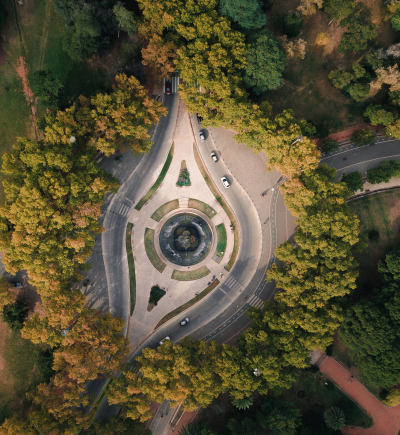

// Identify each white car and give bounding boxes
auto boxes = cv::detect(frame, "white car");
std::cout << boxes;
[221,176,230,188]
[159,336,171,345]
[199,131,205,142]
[180,317,190,326]
[211,151,218,163]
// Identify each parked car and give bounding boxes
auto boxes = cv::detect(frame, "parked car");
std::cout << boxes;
[197,114,203,124]
[180,317,190,326]
[221,176,230,188]
[159,336,171,345]
[11,282,22,288]
[165,81,171,95]
[211,151,218,163]
[199,131,205,142]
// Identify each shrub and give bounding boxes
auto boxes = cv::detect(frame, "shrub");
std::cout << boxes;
[149,286,166,306]
[383,388,400,407]
[364,105,398,126]
[341,171,363,193]
[320,139,339,155]
[315,32,329,45]
[350,128,376,147]
[368,229,379,241]
[324,406,346,430]
[326,344,333,356]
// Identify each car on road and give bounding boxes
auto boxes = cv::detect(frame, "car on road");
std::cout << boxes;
[165,81,171,95]
[211,151,218,163]
[199,131,205,142]
[159,336,171,345]
[221,176,230,188]
[197,114,203,124]
[180,317,190,326]
[11,282,22,287]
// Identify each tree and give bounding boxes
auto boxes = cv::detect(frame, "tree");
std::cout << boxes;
[243,33,285,94]
[2,299,28,331]
[383,388,400,407]
[279,36,307,59]
[341,171,363,193]
[227,418,259,435]
[315,32,329,45]
[328,69,353,89]
[324,407,346,430]
[278,12,303,38]
[231,394,254,410]
[347,82,370,101]
[113,2,137,37]
[0,0,8,28]
[87,416,150,435]
[0,137,118,290]
[297,0,323,16]
[323,0,356,20]
[367,160,400,184]
[338,17,377,54]
[0,415,38,435]
[320,139,338,155]
[29,70,63,110]
[350,128,376,147]
[364,105,397,126]
[374,65,400,92]
[141,34,178,81]
[258,398,301,435]
[52,309,129,383]
[219,0,266,30]
[0,277,14,309]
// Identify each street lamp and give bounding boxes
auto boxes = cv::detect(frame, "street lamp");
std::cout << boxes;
[290,135,303,147]
[253,368,261,377]
[69,136,80,148]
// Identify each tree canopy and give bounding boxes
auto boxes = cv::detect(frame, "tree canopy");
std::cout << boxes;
[219,0,267,30]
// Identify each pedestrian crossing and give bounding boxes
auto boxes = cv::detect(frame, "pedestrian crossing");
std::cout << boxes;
[109,201,130,217]
[247,294,265,309]
[223,275,244,292]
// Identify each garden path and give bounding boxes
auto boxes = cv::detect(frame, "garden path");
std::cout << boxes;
[320,357,400,435]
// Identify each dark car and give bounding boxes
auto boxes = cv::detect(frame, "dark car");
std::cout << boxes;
[165,81,171,95]
[11,282,22,288]
[197,114,203,124]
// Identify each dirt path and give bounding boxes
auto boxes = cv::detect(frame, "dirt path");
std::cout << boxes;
[320,357,400,435]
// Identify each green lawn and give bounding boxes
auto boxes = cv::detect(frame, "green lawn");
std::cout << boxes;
[188,198,217,219]
[144,228,166,273]
[0,322,53,424]
[136,144,174,211]
[154,279,220,329]
[348,189,400,290]
[193,144,239,271]
[151,199,179,222]
[172,266,210,281]
[278,370,373,429]
[125,223,136,315]
[214,223,227,260]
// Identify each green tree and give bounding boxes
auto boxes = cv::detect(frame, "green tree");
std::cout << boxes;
[347,82,370,101]
[320,139,338,155]
[113,1,137,36]
[350,128,376,147]
[328,69,353,89]
[231,394,254,410]
[324,407,346,430]
[338,17,377,54]
[364,105,397,126]
[227,418,259,435]
[323,0,355,20]
[0,0,8,27]
[219,0,266,30]
[2,299,28,331]
[87,416,150,435]
[0,277,14,309]
[279,12,303,38]
[341,171,363,193]
[243,33,285,93]
[258,397,301,435]
[367,160,400,184]
[383,388,400,407]
[29,70,64,110]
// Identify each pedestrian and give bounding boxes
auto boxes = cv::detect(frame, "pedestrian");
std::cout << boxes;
[161,414,164,418]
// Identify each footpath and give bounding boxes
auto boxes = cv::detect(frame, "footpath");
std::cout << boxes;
[320,357,400,435]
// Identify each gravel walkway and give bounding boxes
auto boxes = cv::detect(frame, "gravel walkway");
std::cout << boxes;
[320,357,400,435]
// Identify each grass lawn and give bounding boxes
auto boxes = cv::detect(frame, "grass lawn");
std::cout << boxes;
[172,266,210,281]
[260,0,396,130]
[193,144,239,271]
[151,199,179,222]
[136,143,174,211]
[188,198,217,219]
[0,322,53,424]
[278,370,373,429]
[348,189,400,291]
[154,279,220,329]
[125,223,136,315]
[214,223,227,260]
[144,228,166,273]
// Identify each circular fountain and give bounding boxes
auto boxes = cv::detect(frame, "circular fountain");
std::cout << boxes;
[159,213,213,266]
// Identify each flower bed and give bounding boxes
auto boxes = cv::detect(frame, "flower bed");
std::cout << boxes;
[177,160,191,187]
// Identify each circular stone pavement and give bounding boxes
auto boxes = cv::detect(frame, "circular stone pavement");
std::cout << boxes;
[159,212,213,266]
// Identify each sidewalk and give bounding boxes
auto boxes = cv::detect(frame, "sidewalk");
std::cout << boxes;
[320,357,400,435]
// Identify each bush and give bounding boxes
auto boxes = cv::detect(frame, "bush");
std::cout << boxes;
[383,388,400,407]
[341,171,363,193]
[367,160,400,184]
[326,344,333,356]
[320,139,339,155]
[1,300,28,331]
[350,128,376,147]
[324,406,346,430]
[364,105,398,126]
[149,286,166,306]
[368,229,379,241]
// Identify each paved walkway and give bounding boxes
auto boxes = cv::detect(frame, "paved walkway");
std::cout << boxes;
[320,357,400,435]
[127,102,234,351]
